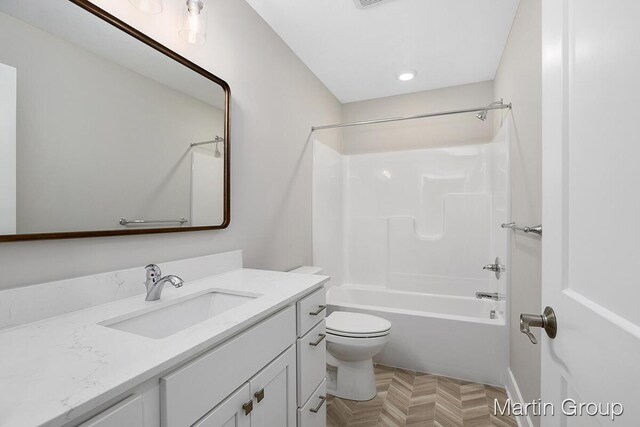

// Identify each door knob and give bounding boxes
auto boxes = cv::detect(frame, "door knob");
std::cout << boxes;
[520,306,557,344]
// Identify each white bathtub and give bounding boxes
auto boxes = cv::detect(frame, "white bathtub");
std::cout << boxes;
[327,285,507,386]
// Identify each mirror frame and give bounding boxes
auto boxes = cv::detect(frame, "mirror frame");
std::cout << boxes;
[0,0,231,242]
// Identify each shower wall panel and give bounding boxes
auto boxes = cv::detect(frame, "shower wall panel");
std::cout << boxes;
[345,143,506,297]
[313,130,509,299]
[312,141,345,288]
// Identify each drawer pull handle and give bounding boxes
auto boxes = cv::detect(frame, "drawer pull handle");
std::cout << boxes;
[309,305,326,316]
[309,333,326,347]
[243,400,253,415]
[310,395,327,413]
[254,388,265,403]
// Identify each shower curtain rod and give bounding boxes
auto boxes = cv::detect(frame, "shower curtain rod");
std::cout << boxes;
[190,135,224,148]
[310,101,511,132]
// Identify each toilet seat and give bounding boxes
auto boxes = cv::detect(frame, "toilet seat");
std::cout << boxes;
[326,312,391,338]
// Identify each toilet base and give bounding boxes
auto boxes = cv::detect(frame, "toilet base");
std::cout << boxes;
[327,355,377,401]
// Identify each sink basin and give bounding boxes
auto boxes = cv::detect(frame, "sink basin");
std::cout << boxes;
[102,291,258,339]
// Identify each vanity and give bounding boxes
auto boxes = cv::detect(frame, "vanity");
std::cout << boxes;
[0,251,329,427]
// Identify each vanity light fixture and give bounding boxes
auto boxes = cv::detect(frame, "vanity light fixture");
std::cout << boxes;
[179,0,208,45]
[397,71,416,81]
[129,0,163,14]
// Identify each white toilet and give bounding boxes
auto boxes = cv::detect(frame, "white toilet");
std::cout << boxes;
[325,311,391,401]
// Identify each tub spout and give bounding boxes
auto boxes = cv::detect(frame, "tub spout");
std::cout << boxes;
[475,292,505,301]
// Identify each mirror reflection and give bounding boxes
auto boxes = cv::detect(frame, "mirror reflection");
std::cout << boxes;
[0,0,228,237]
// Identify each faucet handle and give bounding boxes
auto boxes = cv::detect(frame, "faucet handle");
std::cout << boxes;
[145,264,161,283]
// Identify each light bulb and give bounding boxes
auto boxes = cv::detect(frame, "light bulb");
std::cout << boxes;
[397,71,416,81]
[179,0,207,45]
[129,0,163,14]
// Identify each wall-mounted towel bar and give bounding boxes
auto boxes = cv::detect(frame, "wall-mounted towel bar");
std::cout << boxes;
[119,218,188,226]
[501,222,542,236]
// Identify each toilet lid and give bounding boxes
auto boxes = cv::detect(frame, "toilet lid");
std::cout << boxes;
[326,312,391,336]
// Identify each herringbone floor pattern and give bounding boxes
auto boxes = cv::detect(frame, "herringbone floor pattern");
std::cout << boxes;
[326,365,516,427]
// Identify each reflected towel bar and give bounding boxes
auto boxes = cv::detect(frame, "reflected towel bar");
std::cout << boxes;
[119,218,188,226]
[501,222,542,236]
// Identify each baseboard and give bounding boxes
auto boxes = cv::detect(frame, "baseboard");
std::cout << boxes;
[505,368,534,427]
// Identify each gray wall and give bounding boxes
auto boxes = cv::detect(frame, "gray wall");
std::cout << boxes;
[341,81,494,155]
[493,0,542,423]
[0,0,341,289]
[0,12,224,233]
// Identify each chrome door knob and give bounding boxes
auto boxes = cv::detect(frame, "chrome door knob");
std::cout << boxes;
[520,306,557,344]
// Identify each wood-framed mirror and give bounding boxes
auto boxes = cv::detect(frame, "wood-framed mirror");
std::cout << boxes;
[0,0,230,242]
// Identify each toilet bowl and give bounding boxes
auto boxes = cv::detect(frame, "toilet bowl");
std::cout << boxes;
[325,311,391,401]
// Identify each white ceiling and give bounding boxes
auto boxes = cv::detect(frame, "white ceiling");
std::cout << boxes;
[245,0,520,103]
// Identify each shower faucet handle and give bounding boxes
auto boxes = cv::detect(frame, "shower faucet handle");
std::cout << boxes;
[482,257,505,279]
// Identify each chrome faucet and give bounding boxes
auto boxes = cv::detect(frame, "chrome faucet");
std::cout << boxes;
[144,264,184,301]
[475,292,505,301]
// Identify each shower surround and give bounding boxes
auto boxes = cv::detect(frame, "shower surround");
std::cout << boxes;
[313,120,510,384]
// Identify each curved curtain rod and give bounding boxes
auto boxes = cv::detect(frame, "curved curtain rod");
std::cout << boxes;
[310,100,511,132]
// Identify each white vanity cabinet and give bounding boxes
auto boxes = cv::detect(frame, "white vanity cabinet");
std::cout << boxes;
[69,286,327,427]
[77,395,145,427]
[295,288,327,425]
[192,384,251,427]
[195,346,296,427]
[161,307,296,427]
[247,345,296,427]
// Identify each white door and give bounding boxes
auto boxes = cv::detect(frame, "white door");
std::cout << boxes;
[249,346,297,427]
[193,384,251,427]
[541,0,640,425]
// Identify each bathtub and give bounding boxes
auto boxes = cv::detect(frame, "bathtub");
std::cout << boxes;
[326,285,507,386]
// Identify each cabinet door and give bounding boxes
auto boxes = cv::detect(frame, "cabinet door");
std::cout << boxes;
[78,395,144,427]
[249,345,296,427]
[297,320,326,405]
[297,380,326,427]
[193,383,251,427]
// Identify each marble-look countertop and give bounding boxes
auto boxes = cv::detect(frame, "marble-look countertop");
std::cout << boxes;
[0,269,328,427]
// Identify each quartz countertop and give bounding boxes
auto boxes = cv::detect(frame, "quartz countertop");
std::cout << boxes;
[0,268,328,427]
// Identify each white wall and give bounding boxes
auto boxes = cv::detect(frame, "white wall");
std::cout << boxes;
[494,0,542,423]
[0,0,341,290]
[341,81,495,154]
[0,62,16,234]
[0,11,224,233]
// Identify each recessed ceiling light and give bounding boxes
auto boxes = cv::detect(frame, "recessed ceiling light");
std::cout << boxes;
[397,71,416,81]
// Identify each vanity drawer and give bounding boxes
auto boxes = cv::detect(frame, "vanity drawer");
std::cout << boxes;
[160,307,295,427]
[297,380,327,427]
[297,320,326,405]
[78,395,143,427]
[297,287,326,337]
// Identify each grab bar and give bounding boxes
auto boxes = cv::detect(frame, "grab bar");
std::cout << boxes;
[119,217,188,226]
[501,222,542,236]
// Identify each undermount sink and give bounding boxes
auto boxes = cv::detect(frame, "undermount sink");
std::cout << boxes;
[102,291,259,339]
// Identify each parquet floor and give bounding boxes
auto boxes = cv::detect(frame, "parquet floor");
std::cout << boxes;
[326,365,517,427]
